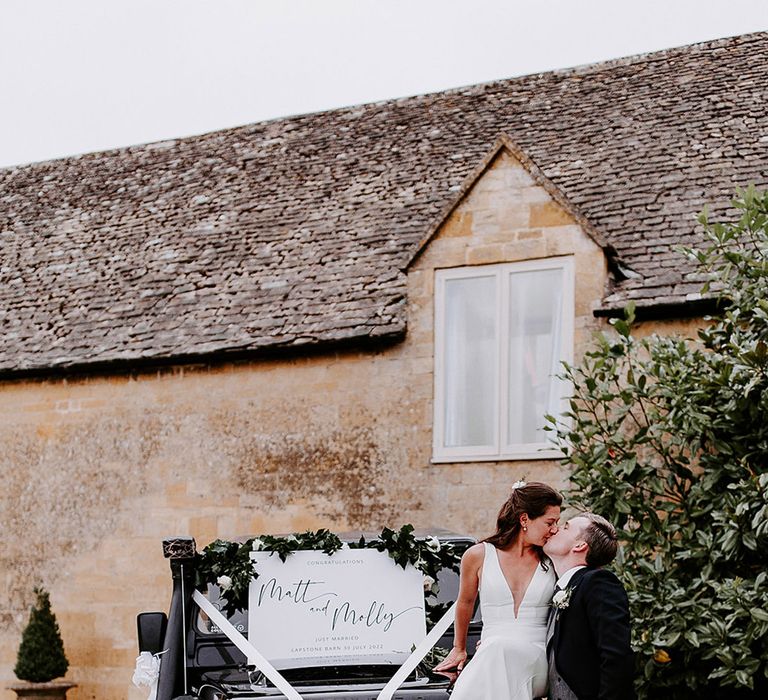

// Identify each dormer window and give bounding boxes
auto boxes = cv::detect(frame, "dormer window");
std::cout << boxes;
[433,257,573,462]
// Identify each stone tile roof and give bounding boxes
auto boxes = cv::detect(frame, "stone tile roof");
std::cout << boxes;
[1,32,767,374]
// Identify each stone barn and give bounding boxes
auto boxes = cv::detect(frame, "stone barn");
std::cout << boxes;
[0,32,766,699]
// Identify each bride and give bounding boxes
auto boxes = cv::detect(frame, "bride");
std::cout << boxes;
[434,481,561,699]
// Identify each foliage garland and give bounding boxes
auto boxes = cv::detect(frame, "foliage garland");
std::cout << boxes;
[195,524,462,624]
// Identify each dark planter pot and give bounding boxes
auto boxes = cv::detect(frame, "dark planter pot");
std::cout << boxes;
[6,681,76,700]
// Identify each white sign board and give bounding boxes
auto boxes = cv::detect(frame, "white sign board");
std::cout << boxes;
[248,549,427,667]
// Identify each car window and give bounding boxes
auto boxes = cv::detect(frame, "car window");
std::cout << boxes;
[435,567,482,622]
[196,584,248,635]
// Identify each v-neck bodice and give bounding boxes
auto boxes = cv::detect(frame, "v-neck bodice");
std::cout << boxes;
[479,542,556,633]
[449,544,555,698]
[449,543,556,699]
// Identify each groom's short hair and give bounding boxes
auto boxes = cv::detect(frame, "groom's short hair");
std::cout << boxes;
[580,513,618,567]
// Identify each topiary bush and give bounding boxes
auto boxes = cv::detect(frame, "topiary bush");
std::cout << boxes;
[14,587,69,683]
[547,187,768,699]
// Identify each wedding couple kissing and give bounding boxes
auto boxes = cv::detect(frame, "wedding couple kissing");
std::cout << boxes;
[434,481,635,700]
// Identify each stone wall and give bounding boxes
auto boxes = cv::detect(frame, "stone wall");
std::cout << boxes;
[0,149,610,699]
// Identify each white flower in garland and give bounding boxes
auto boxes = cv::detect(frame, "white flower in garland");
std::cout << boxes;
[217,575,233,591]
[423,575,436,592]
[425,536,441,552]
[251,538,265,551]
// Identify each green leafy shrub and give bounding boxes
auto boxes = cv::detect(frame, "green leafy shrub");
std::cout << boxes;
[14,587,69,683]
[547,187,768,699]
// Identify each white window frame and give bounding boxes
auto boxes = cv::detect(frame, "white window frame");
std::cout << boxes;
[432,257,573,462]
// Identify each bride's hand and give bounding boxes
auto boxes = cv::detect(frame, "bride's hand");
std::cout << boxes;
[433,646,468,672]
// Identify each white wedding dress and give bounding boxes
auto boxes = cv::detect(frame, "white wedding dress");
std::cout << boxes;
[449,542,555,699]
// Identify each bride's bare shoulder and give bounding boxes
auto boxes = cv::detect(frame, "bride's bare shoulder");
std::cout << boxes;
[461,542,486,565]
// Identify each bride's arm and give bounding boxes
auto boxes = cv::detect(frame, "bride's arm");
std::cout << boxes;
[433,543,483,672]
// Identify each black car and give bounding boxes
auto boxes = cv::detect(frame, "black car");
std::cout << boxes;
[137,530,482,700]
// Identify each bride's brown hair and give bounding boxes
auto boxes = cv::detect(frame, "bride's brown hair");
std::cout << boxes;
[483,482,562,562]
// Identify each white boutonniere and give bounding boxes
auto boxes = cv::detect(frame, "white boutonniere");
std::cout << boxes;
[552,587,574,610]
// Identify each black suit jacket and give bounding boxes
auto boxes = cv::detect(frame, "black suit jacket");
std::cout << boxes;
[549,567,635,700]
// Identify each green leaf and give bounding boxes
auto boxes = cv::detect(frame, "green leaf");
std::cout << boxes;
[613,319,631,338]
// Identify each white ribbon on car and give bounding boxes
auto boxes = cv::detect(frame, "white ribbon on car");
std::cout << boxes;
[132,650,163,700]
[193,590,458,700]
[376,601,457,700]
[192,590,305,700]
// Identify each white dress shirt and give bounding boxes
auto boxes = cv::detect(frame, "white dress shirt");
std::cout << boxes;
[555,565,586,590]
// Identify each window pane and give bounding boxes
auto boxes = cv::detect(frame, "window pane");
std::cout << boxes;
[443,276,497,448]
[507,268,563,446]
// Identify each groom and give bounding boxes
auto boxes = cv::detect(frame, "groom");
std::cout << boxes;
[543,512,635,700]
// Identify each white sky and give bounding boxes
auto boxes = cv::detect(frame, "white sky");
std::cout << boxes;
[0,0,766,169]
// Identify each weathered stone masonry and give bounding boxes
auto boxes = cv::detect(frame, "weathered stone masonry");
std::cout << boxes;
[1,32,767,700]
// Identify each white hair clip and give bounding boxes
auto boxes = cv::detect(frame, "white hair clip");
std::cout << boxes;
[511,479,527,490]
